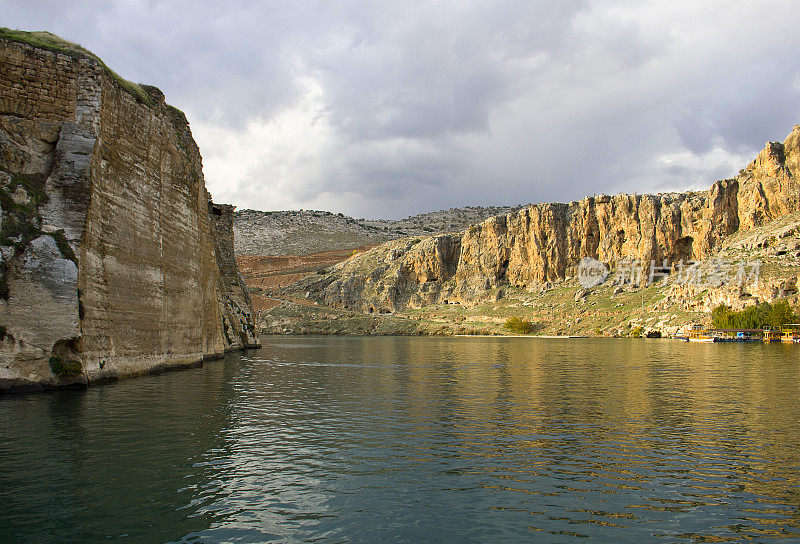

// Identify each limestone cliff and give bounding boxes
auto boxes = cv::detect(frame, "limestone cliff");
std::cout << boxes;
[297,125,800,313]
[210,203,259,347]
[0,30,258,391]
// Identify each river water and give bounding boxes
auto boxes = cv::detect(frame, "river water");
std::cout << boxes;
[1,337,800,543]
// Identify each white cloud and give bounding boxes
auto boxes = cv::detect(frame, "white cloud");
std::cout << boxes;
[192,74,336,209]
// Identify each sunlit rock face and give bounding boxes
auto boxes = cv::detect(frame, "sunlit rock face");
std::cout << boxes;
[0,32,258,390]
[299,125,800,312]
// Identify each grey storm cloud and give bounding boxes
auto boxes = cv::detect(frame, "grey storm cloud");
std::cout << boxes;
[674,52,800,155]
[3,1,800,218]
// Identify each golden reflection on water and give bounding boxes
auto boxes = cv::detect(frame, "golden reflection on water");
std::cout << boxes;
[2,336,800,543]
[254,337,800,540]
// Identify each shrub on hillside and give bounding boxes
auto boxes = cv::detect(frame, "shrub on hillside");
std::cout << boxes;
[49,355,82,377]
[505,316,534,334]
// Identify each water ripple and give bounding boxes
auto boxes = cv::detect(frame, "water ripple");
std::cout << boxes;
[1,338,800,543]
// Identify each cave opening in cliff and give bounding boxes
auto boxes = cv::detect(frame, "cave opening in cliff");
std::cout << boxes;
[615,230,626,254]
[675,236,694,264]
[498,258,510,282]
[586,227,600,254]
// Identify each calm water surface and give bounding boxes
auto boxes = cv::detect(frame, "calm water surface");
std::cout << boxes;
[2,337,800,543]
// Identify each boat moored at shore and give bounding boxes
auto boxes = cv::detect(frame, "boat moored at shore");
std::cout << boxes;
[677,324,800,343]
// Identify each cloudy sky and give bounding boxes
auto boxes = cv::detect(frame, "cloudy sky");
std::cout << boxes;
[4,1,800,218]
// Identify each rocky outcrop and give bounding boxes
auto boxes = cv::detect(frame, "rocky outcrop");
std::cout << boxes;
[210,203,260,348]
[234,205,524,256]
[0,30,258,391]
[297,125,800,313]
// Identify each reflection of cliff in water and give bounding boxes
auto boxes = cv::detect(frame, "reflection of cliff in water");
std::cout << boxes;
[2,338,800,542]
[244,337,800,540]
[0,360,237,543]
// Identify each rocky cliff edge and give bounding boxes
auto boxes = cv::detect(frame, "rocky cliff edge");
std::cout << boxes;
[292,124,800,314]
[0,30,259,391]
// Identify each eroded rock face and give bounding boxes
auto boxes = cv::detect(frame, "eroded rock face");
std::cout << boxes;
[0,34,258,390]
[298,125,800,312]
[210,203,260,348]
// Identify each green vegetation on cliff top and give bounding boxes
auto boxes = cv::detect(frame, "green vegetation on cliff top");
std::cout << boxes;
[0,27,154,106]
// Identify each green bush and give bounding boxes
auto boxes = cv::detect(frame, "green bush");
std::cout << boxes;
[505,316,534,334]
[49,355,82,377]
[630,326,644,338]
[712,300,798,330]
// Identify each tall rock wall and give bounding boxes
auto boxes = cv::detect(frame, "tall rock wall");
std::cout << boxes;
[210,203,260,348]
[0,31,258,390]
[302,125,800,312]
